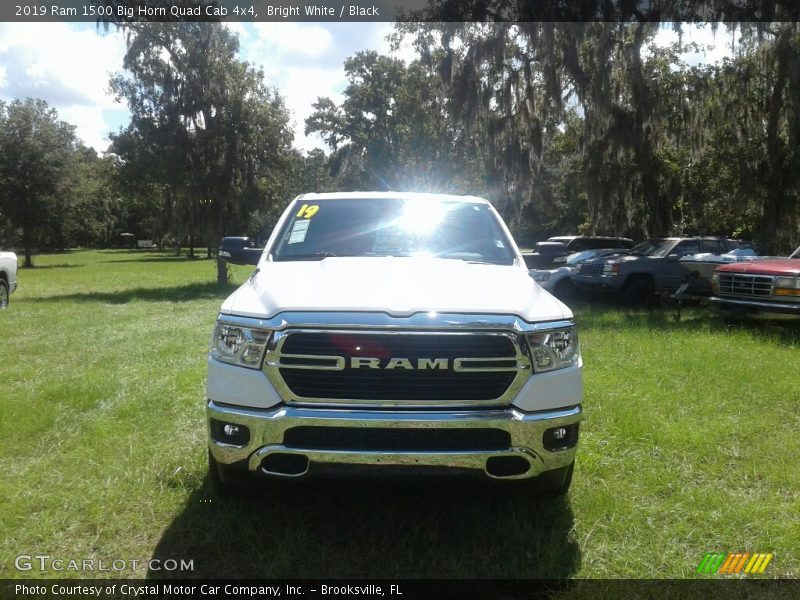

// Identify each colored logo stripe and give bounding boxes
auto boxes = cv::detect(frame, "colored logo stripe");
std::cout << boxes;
[745,553,773,574]
[697,553,773,575]
[697,553,726,574]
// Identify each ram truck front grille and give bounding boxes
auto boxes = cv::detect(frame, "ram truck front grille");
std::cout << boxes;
[265,330,528,406]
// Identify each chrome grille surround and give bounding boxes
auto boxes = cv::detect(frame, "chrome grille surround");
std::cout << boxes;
[579,264,603,277]
[264,329,529,408]
[216,312,574,409]
[717,273,775,298]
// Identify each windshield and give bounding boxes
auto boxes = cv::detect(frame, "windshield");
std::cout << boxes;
[629,239,674,257]
[272,198,516,265]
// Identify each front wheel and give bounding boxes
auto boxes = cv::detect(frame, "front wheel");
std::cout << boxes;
[0,280,9,309]
[208,449,248,497]
[553,279,577,301]
[520,461,574,496]
[623,278,655,307]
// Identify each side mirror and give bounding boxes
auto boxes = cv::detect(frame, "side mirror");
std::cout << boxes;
[219,237,263,266]
[667,253,680,262]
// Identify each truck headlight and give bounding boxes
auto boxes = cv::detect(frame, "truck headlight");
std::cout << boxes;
[602,263,620,276]
[531,271,551,282]
[774,276,800,296]
[525,326,580,373]
[711,273,720,294]
[211,322,271,368]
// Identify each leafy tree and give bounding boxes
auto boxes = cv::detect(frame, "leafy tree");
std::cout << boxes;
[0,99,78,267]
[396,17,800,251]
[110,23,293,280]
[306,50,490,197]
[61,149,126,248]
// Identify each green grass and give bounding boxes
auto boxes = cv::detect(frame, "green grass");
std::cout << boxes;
[1,250,798,579]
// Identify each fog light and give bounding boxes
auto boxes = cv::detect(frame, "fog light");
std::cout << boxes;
[210,419,250,446]
[543,424,579,451]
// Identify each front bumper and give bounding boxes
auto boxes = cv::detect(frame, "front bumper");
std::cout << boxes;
[208,400,580,481]
[572,274,624,292]
[710,296,800,319]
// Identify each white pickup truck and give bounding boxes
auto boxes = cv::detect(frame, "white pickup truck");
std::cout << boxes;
[0,251,18,309]
[207,192,583,494]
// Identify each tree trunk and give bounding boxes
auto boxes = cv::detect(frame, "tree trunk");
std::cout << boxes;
[216,256,227,285]
[630,22,669,237]
[214,199,228,284]
[22,222,33,268]
[758,29,790,254]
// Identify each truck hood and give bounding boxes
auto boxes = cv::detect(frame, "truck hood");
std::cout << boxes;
[716,258,800,276]
[220,257,570,322]
[582,253,641,265]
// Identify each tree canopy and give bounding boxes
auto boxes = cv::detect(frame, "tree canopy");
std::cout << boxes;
[109,22,295,281]
[2,19,799,265]
[0,99,79,267]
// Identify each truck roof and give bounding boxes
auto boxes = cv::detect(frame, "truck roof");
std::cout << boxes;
[295,191,489,204]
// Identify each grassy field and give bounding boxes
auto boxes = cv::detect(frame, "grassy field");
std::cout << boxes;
[1,250,798,579]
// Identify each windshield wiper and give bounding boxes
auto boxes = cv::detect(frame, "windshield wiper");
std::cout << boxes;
[278,251,339,261]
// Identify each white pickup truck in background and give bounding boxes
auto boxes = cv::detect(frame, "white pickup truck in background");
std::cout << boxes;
[208,192,583,494]
[0,251,18,309]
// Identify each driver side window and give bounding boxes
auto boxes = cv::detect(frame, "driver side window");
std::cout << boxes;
[674,241,701,256]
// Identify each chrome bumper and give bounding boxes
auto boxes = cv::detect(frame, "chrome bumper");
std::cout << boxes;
[710,296,800,317]
[207,401,580,481]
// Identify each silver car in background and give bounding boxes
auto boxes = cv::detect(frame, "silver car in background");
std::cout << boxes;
[531,249,629,300]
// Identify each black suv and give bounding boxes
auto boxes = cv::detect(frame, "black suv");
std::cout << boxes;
[523,236,635,269]
[572,237,741,306]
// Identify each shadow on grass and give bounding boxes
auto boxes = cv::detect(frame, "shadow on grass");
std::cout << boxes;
[28,281,239,304]
[107,256,215,264]
[98,249,160,254]
[21,263,82,269]
[573,299,800,346]
[148,477,580,579]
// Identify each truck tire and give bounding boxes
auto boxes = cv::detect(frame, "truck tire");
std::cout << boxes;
[521,461,574,496]
[553,279,576,301]
[623,277,654,307]
[0,280,8,309]
[208,449,244,497]
[539,461,574,495]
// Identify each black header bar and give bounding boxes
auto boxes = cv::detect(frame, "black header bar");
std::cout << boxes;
[2,579,800,600]
[2,0,800,23]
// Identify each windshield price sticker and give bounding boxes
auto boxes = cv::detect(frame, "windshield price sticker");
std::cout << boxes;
[287,219,310,244]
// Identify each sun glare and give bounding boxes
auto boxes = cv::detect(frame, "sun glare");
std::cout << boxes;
[396,200,450,234]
